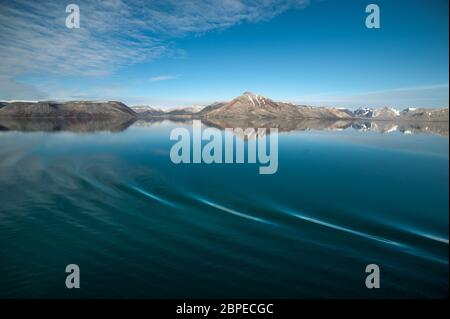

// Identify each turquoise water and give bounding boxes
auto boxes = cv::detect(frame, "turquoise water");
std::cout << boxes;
[0,120,448,298]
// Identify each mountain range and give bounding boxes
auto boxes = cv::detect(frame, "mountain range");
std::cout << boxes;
[1,92,448,122]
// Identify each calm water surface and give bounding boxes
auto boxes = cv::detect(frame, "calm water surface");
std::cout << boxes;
[0,120,448,298]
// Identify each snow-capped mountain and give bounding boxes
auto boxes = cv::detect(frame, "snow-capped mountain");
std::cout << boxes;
[131,106,165,116]
[165,106,205,115]
[353,107,374,118]
[351,106,448,121]
[353,106,400,119]
[372,106,401,119]
[202,92,353,119]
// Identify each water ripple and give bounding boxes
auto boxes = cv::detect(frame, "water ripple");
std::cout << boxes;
[277,205,448,265]
[132,185,179,208]
[192,195,276,226]
[280,206,404,247]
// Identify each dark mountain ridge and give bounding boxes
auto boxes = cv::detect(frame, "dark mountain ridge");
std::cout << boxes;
[0,101,136,118]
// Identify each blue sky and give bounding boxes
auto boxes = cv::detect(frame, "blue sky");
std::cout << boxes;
[0,0,448,108]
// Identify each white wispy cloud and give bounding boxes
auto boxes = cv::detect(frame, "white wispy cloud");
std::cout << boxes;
[149,75,179,82]
[0,0,310,99]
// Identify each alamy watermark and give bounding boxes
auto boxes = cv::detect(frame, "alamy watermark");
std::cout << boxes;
[169,120,279,175]
[365,4,380,29]
[65,4,80,29]
[65,264,80,289]
[365,264,380,289]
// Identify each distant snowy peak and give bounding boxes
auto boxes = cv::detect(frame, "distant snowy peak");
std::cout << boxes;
[372,107,400,118]
[167,106,205,113]
[353,106,400,119]
[132,106,162,111]
[353,107,374,118]
[131,105,205,115]
[352,106,449,122]
[388,107,400,116]
[131,105,165,115]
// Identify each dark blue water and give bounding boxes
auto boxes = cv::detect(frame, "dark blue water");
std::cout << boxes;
[0,120,448,298]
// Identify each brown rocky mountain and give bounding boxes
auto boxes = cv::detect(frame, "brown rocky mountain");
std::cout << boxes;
[372,106,401,120]
[201,92,353,119]
[0,101,136,118]
[399,107,449,121]
[197,102,227,115]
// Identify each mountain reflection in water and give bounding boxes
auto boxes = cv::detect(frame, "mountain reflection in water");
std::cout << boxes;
[0,117,448,136]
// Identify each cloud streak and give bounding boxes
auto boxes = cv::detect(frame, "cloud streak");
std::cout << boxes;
[149,75,178,82]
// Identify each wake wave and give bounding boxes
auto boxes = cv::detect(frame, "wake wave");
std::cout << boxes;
[132,185,179,208]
